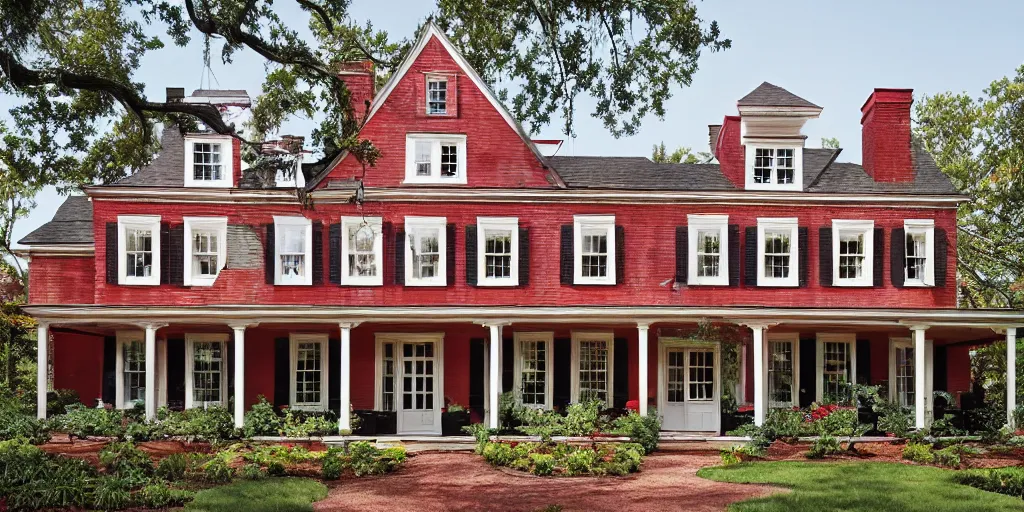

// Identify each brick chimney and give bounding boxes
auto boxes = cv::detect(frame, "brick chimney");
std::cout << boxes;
[714,116,744,187]
[861,88,914,182]
[338,60,375,124]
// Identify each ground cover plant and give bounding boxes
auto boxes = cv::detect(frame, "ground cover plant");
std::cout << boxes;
[955,466,1024,500]
[185,477,328,512]
[479,440,645,476]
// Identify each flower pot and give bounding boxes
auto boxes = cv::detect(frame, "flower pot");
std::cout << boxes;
[441,410,471,436]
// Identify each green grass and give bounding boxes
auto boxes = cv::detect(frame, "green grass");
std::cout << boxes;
[185,477,328,512]
[698,461,1024,512]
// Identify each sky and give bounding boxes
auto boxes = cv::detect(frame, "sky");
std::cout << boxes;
[11,0,1024,248]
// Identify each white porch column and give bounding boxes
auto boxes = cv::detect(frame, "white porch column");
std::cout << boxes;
[36,322,48,419]
[750,325,768,426]
[912,326,928,429]
[488,324,502,429]
[144,324,159,421]
[231,325,247,429]
[637,323,649,417]
[1008,327,1018,429]
[338,323,357,433]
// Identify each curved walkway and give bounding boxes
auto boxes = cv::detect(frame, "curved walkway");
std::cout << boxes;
[313,451,778,512]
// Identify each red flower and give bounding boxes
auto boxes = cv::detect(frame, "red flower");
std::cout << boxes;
[625,400,640,412]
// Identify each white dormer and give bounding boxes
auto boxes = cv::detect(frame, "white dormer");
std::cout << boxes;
[184,135,234,188]
[737,82,822,191]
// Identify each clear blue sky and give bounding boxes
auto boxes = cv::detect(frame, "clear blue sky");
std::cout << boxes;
[12,0,1024,247]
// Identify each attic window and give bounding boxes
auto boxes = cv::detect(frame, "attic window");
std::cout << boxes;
[427,77,447,114]
[404,134,467,184]
[745,145,802,191]
[185,136,234,187]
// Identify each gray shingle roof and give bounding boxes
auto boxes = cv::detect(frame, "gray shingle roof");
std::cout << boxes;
[192,89,249,98]
[547,156,736,191]
[114,125,186,187]
[18,196,93,245]
[738,82,821,109]
[807,142,958,194]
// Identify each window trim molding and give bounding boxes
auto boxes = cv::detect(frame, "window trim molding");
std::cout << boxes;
[114,330,145,409]
[512,331,554,409]
[888,337,915,409]
[569,331,615,407]
[184,333,229,409]
[687,214,729,286]
[404,216,448,286]
[756,217,799,287]
[183,217,228,287]
[403,133,468,184]
[373,332,446,424]
[340,216,383,286]
[289,333,329,411]
[273,216,313,286]
[117,215,161,286]
[573,214,616,285]
[814,332,856,403]
[425,75,449,116]
[476,217,519,287]
[184,135,234,188]
[904,219,936,287]
[767,332,800,409]
[832,219,875,287]
[744,143,804,191]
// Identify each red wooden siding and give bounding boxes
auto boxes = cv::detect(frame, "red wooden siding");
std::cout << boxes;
[29,256,94,304]
[52,331,104,405]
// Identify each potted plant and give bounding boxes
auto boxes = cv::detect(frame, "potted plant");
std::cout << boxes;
[442,403,471,436]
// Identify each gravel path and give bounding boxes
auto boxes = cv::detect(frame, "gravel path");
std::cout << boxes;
[313,451,778,512]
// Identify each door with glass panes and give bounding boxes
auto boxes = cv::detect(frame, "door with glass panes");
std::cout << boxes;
[395,339,442,434]
[660,343,720,432]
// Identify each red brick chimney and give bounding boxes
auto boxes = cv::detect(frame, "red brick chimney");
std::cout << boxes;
[338,60,375,124]
[861,88,914,182]
[714,116,745,187]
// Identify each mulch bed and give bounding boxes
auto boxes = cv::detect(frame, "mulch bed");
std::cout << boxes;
[760,440,1024,468]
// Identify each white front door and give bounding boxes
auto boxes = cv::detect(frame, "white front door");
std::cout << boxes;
[397,341,440,435]
[660,344,720,432]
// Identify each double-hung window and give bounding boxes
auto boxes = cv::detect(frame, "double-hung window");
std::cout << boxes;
[477,217,519,286]
[405,216,447,286]
[115,331,146,409]
[404,134,467,184]
[687,214,729,285]
[118,215,161,286]
[184,136,233,187]
[514,332,553,409]
[904,219,935,286]
[274,216,313,286]
[573,215,616,285]
[426,76,448,115]
[341,216,383,286]
[185,334,227,409]
[767,333,799,408]
[890,339,915,409]
[290,334,328,410]
[816,333,856,403]
[757,218,799,287]
[745,145,802,191]
[183,217,227,286]
[571,332,614,406]
[832,220,874,287]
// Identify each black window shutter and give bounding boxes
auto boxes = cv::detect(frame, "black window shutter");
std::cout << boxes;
[675,226,687,284]
[312,221,324,285]
[553,338,571,410]
[935,228,948,287]
[798,227,808,288]
[819,227,833,287]
[798,338,816,408]
[560,225,573,285]
[856,340,871,385]
[465,225,478,286]
[469,339,485,416]
[265,224,275,285]
[273,338,290,409]
[613,338,628,408]
[891,228,906,288]
[729,225,740,287]
[102,336,116,404]
[328,338,341,415]
[615,225,625,285]
[226,341,235,408]
[744,227,757,287]
[160,222,170,285]
[502,337,514,394]
[167,339,185,409]
[382,222,394,285]
[873,228,885,287]
[394,229,405,285]
[446,223,457,286]
[169,225,184,286]
[518,227,530,286]
[329,223,341,285]
[106,222,118,285]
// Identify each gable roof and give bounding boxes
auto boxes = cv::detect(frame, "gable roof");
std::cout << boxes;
[18,196,93,245]
[738,82,821,109]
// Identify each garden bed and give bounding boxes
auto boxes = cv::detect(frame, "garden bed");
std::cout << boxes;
[737,439,1024,470]
[479,440,645,476]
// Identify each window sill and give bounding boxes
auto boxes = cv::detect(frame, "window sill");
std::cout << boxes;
[340,279,383,287]
[186,277,218,287]
[834,280,873,287]
[120,279,159,286]
[477,278,518,287]
[405,279,447,287]
[902,281,934,288]
[756,280,798,288]
[275,279,311,286]
[572,279,616,286]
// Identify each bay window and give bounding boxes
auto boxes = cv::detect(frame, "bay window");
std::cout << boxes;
[404,216,447,286]
[274,216,313,286]
[341,216,383,286]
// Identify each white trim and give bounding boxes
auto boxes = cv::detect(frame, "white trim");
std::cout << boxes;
[570,331,615,407]
[573,215,616,285]
[14,244,94,258]
[183,217,228,287]
[815,332,856,402]
[184,135,234,188]
[117,215,161,286]
[889,337,914,409]
[289,333,329,411]
[766,332,799,409]
[404,216,448,286]
[374,332,445,434]
[656,337,721,432]
[404,133,468,184]
[184,333,229,409]
[115,330,146,409]
[832,219,875,287]
[476,217,519,287]
[512,331,554,409]
[687,214,729,286]
[756,217,799,287]
[340,216,384,286]
[904,219,936,287]
[744,144,803,191]
[273,216,313,286]
[425,74,449,115]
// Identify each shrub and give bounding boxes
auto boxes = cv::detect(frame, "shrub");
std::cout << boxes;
[954,467,1024,499]
[243,396,283,437]
[516,408,566,441]
[720,446,745,466]
[612,410,661,454]
[530,453,555,476]
[564,448,599,476]
[806,435,843,459]
[202,455,235,483]
[463,423,495,453]
[482,442,516,467]
[267,460,287,476]
[0,411,51,445]
[902,441,935,464]
[933,442,980,468]
[241,462,267,480]
[875,401,913,438]
[155,452,188,481]
[47,389,82,417]
[282,408,338,437]
[347,441,406,476]
[748,408,804,450]
[91,477,133,510]
[99,441,153,476]
[611,444,643,474]
[139,483,193,508]
[563,400,601,436]
[321,447,344,480]
[56,404,123,438]
[155,406,236,442]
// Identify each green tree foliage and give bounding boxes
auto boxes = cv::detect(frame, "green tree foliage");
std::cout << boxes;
[651,142,712,163]
[915,65,1024,308]
[821,137,840,149]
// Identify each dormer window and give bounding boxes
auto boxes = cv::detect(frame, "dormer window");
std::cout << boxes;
[404,134,467,184]
[185,136,233,187]
[427,77,448,114]
[744,145,803,191]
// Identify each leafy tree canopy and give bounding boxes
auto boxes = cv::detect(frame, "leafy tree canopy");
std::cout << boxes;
[651,142,711,164]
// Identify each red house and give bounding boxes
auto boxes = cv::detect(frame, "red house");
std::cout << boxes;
[20,24,1024,435]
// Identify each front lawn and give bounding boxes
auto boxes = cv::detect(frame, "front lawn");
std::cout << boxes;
[185,477,327,512]
[698,461,1024,512]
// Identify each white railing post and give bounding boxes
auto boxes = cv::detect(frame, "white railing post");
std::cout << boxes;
[36,322,49,419]
[637,323,649,417]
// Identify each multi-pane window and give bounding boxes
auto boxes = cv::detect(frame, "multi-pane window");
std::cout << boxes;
[821,341,851,402]
[341,217,382,286]
[292,337,325,409]
[696,230,721,278]
[119,216,161,285]
[667,350,685,403]
[581,229,608,279]
[123,340,146,405]
[485,230,512,278]
[753,148,774,184]
[410,230,439,278]
[775,149,794,184]
[833,220,874,286]
[185,137,233,187]
[763,231,791,279]
[903,220,935,286]
[838,232,865,280]
[768,340,795,407]
[906,233,926,281]
[415,141,432,176]
[402,343,435,411]
[275,217,311,285]
[380,342,396,412]
[440,144,458,177]
[519,339,547,407]
[192,232,219,277]
[405,135,467,183]
[574,216,616,285]
[894,344,915,409]
[427,78,447,114]
[125,228,153,279]
[190,341,224,406]
[575,336,611,404]
[749,147,799,189]
[687,351,714,401]
[687,215,729,286]
[184,217,227,286]
[757,219,798,287]
[192,142,223,181]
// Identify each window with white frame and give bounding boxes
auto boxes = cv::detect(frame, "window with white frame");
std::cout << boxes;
[816,333,855,403]
[745,145,803,190]
[904,219,935,286]
[514,332,552,408]
[768,334,798,408]
[891,339,915,409]
[183,217,227,286]
[290,334,328,410]
[687,350,715,401]
[404,134,467,184]
[115,331,146,409]
[184,137,233,187]
[185,334,227,408]
[405,216,447,286]
[833,220,874,287]
[274,216,313,286]
[118,215,161,286]
[341,217,383,286]
[477,217,519,286]
[573,215,616,285]
[571,332,614,406]
[687,214,729,285]
[757,218,799,287]
[379,341,396,412]
[426,76,448,115]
